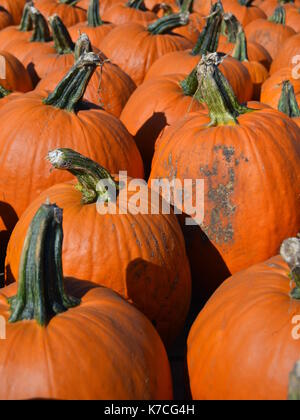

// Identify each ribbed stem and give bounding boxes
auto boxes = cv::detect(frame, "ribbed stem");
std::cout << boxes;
[126,0,144,9]
[49,14,75,54]
[278,80,300,117]
[87,0,103,27]
[19,1,33,32]
[43,52,101,112]
[59,0,80,4]
[148,10,189,34]
[8,203,80,326]
[280,237,300,299]
[232,27,248,62]
[269,6,286,24]
[180,0,193,12]
[0,86,11,98]
[288,361,300,400]
[191,1,223,56]
[74,33,93,60]
[238,0,254,6]
[222,12,240,43]
[29,6,51,42]
[180,67,198,96]
[47,148,119,203]
[196,52,253,125]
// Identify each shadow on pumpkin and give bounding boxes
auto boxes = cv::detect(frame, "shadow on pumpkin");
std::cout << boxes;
[0,201,18,288]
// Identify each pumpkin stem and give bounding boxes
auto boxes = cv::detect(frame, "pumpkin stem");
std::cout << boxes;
[180,67,198,96]
[59,0,80,5]
[269,6,286,24]
[87,0,103,27]
[222,12,240,43]
[280,237,300,299]
[8,203,80,326]
[288,361,300,400]
[196,52,253,125]
[232,26,248,62]
[147,10,190,34]
[126,0,145,9]
[191,1,223,56]
[180,0,193,12]
[19,1,33,32]
[0,85,11,98]
[49,14,75,54]
[74,33,93,60]
[278,80,300,118]
[43,52,101,112]
[29,6,51,42]
[47,148,119,204]
[238,0,254,6]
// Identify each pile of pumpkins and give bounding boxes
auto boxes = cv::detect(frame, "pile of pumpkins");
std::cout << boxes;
[0,0,299,400]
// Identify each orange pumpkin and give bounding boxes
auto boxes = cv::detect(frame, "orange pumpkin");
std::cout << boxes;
[245,6,296,59]
[0,52,143,227]
[0,50,33,93]
[259,0,300,16]
[261,67,300,108]
[187,236,300,400]
[277,80,300,127]
[0,1,33,50]
[0,0,26,23]
[102,0,157,26]
[68,0,115,47]
[221,0,267,26]
[6,149,191,345]
[0,5,12,30]
[149,53,300,301]
[99,11,192,85]
[270,33,300,75]
[33,0,86,26]
[1,202,173,400]
[77,0,125,14]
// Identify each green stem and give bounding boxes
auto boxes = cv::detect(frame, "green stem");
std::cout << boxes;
[43,52,101,112]
[278,81,300,117]
[29,6,51,42]
[47,148,119,203]
[147,10,190,35]
[74,33,93,60]
[49,14,75,54]
[59,0,80,5]
[0,86,11,98]
[238,0,254,6]
[288,361,300,400]
[8,203,80,326]
[269,6,286,24]
[19,1,33,32]
[180,67,198,96]
[232,27,248,62]
[87,0,103,27]
[280,237,300,299]
[180,0,193,12]
[222,12,240,43]
[196,52,253,125]
[191,1,223,56]
[126,0,144,9]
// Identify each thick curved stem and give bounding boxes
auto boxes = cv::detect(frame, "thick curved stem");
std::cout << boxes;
[269,6,286,24]
[126,0,144,9]
[238,0,254,6]
[8,203,80,326]
[191,1,223,56]
[59,0,80,5]
[280,237,300,299]
[180,0,193,12]
[180,67,198,96]
[278,81,300,117]
[196,52,253,125]
[0,85,11,98]
[289,361,300,400]
[49,14,74,54]
[19,1,33,32]
[232,27,248,62]
[74,33,93,60]
[147,10,189,34]
[29,6,51,42]
[222,12,240,43]
[87,0,103,27]
[47,148,119,203]
[43,52,101,112]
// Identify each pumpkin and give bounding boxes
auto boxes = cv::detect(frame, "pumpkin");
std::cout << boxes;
[33,0,86,27]
[277,80,300,127]
[149,52,300,301]
[244,6,296,59]
[102,0,157,26]
[1,202,173,400]
[0,0,26,23]
[99,10,193,85]
[0,50,33,93]
[120,71,206,177]
[68,0,115,47]
[231,25,269,99]
[259,0,300,16]
[285,6,300,32]
[144,0,178,11]
[221,0,267,26]
[260,67,300,108]
[0,1,33,50]
[36,34,136,117]
[144,3,254,103]
[270,33,300,75]
[0,52,143,228]
[0,5,12,30]
[187,236,300,400]
[6,148,191,345]
[77,0,125,14]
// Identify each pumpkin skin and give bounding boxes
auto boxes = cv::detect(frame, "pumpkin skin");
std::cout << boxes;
[187,254,300,400]
[172,12,205,44]
[5,160,191,345]
[285,7,300,32]
[270,33,300,75]
[0,5,12,30]
[0,51,33,93]
[77,0,125,14]
[242,60,268,99]
[221,0,267,26]
[259,0,300,17]
[102,3,157,26]
[0,0,26,23]
[68,21,115,47]
[144,53,254,103]
[99,23,192,85]
[149,106,300,299]
[261,67,300,108]
[244,18,296,59]
[33,0,86,26]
